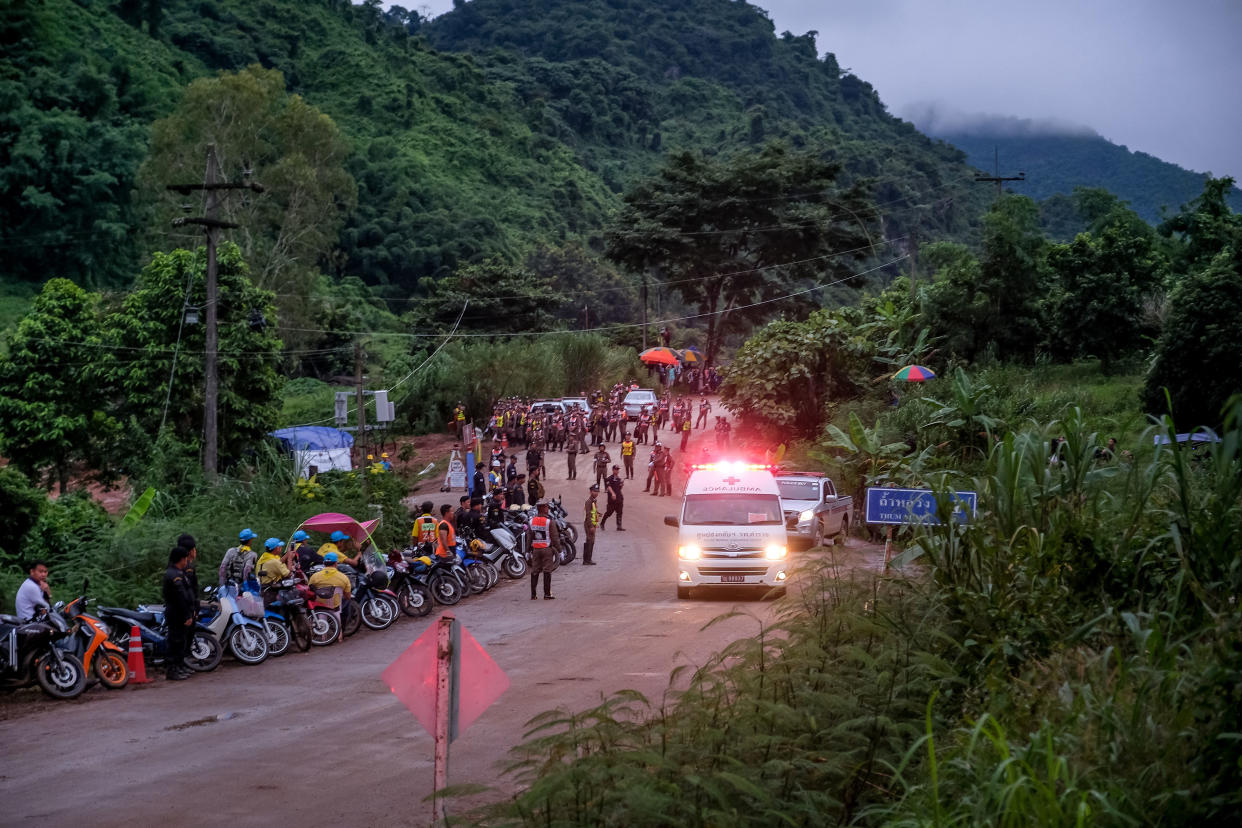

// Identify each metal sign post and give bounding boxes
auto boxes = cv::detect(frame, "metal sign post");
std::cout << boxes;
[382,612,510,827]
[433,613,459,823]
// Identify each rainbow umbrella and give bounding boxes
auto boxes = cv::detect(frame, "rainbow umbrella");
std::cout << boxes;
[639,346,681,366]
[893,365,936,382]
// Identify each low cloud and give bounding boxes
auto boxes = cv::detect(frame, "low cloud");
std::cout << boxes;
[904,103,1099,139]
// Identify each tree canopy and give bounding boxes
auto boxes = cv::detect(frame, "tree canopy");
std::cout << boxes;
[606,144,876,364]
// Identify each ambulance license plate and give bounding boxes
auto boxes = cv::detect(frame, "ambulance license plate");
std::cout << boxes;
[720,575,745,583]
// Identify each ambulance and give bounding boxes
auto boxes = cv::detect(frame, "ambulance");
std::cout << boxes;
[663,462,788,599]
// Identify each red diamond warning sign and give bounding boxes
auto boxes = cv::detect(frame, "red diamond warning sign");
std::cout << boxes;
[382,612,509,740]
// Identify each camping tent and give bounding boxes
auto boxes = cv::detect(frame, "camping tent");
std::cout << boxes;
[269,426,354,477]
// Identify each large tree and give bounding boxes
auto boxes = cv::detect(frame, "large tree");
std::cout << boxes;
[605,144,876,365]
[104,244,283,470]
[138,65,357,342]
[1141,243,1242,428]
[1046,219,1166,372]
[923,195,1049,362]
[0,279,119,491]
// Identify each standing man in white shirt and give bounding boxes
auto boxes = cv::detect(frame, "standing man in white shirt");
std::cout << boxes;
[15,560,51,620]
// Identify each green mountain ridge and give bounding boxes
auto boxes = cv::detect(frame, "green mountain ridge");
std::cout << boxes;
[925,125,1242,225]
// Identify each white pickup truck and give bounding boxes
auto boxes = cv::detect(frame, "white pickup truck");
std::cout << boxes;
[775,472,854,547]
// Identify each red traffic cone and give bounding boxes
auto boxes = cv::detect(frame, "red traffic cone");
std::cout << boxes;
[127,625,151,685]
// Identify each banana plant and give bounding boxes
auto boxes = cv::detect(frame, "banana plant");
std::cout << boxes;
[815,411,910,501]
[921,366,1001,459]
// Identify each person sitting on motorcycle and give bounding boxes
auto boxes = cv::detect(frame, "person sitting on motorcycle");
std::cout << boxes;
[257,538,293,590]
[487,490,508,527]
[290,530,316,576]
[15,560,51,621]
[309,552,352,642]
[317,530,361,568]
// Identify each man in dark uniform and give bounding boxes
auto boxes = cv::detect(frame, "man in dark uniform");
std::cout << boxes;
[162,545,196,680]
[582,484,600,565]
[599,465,625,531]
[472,463,486,498]
[566,429,580,480]
[526,500,561,600]
[593,445,612,488]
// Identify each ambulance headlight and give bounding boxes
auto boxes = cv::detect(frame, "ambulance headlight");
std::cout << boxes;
[678,544,702,561]
[764,544,787,560]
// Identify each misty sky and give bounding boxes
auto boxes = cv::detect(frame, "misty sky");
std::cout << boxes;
[399,0,1242,181]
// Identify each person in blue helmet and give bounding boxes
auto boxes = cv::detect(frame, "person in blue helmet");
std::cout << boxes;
[316,529,361,568]
[257,538,295,588]
[289,529,317,575]
[219,528,259,585]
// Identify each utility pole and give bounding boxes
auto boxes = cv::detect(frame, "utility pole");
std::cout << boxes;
[354,337,367,475]
[974,145,1025,199]
[641,272,648,350]
[169,145,263,480]
[908,231,919,301]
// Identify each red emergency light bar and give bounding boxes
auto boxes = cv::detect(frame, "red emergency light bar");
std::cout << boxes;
[689,462,775,473]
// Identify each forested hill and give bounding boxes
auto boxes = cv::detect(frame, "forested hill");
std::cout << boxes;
[425,0,991,241]
[3,0,993,302]
[917,118,1242,225]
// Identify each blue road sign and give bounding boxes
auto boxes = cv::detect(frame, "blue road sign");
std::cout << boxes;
[865,488,977,526]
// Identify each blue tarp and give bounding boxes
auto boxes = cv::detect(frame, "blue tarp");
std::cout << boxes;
[269,426,354,451]
[1153,431,1220,446]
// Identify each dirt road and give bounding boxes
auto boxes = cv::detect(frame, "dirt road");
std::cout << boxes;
[1,419,882,826]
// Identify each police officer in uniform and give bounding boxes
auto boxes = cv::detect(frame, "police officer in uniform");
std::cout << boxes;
[621,436,636,479]
[526,500,561,600]
[582,484,601,565]
[566,429,580,480]
[599,465,625,531]
[162,545,197,680]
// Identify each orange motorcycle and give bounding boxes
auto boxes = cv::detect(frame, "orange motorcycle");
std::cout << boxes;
[60,581,129,690]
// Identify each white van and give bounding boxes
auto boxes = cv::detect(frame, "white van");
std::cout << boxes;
[663,462,789,598]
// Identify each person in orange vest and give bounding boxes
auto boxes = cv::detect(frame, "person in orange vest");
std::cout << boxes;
[620,436,636,479]
[582,484,600,566]
[435,504,456,559]
[526,499,561,599]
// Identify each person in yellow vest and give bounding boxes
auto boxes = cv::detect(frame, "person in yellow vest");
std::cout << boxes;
[317,530,361,568]
[454,403,466,440]
[620,436,636,479]
[411,501,438,553]
[309,552,351,642]
[582,484,600,566]
[257,538,294,589]
[526,499,561,599]
[680,416,692,451]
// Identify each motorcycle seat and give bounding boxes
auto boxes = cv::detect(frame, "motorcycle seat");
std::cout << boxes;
[0,613,21,624]
[99,606,162,626]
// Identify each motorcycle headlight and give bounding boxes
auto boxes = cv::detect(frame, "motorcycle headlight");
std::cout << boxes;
[678,544,702,561]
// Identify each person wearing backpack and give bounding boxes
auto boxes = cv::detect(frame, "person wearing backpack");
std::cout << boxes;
[218,528,259,585]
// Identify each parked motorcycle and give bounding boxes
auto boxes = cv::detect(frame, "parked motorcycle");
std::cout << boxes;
[98,604,222,672]
[385,553,433,618]
[265,579,313,652]
[353,569,400,631]
[0,606,87,699]
[59,581,128,689]
[199,584,269,665]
